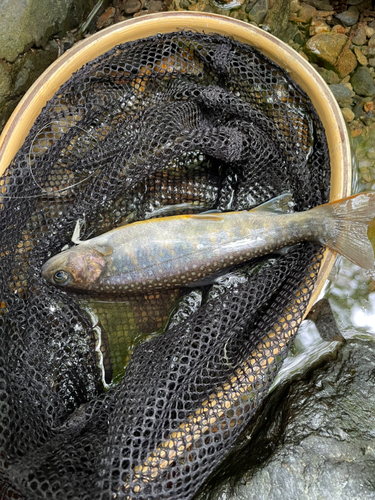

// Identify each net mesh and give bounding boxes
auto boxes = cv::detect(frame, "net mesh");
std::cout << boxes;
[0,31,330,499]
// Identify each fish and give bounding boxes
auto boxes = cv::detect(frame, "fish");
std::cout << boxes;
[41,192,375,294]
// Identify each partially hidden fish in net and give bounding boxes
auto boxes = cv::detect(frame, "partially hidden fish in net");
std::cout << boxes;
[41,192,375,294]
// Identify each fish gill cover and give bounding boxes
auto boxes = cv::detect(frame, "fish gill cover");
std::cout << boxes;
[0,31,330,499]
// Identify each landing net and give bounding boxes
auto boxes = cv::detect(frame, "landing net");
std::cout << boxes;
[0,31,330,499]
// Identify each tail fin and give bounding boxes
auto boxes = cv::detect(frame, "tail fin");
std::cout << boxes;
[312,192,375,271]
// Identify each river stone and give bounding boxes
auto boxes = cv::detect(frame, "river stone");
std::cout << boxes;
[0,0,95,63]
[248,0,269,24]
[0,40,58,132]
[351,66,375,96]
[336,47,357,78]
[304,0,332,10]
[124,0,142,13]
[296,3,316,23]
[341,106,355,122]
[204,340,375,500]
[0,62,11,101]
[305,33,348,66]
[354,46,368,66]
[334,6,359,26]
[352,25,367,46]
[368,33,375,49]
[329,83,353,107]
[315,66,340,84]
[263,0,294,41]
[145,0,164,11]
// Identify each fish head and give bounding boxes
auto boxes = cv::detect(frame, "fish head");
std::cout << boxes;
[41,244,108,291]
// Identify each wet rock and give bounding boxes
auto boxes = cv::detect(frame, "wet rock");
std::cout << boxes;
[0,0,95,63]
[329,83,353,107]
[352,25,367,46]
[205,340,375,500]
[263,0,297,41]
[305,299,344,342]
[248,0,269,24]
[304,32,346,65]
[351,66,375,96]
[336,47,357,78]
[0,40,58,131]
[334,6,359,26]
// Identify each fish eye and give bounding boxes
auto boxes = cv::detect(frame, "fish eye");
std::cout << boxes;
[53,270,70,285]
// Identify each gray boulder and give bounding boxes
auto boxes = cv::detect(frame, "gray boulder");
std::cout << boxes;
[202,339,375,500]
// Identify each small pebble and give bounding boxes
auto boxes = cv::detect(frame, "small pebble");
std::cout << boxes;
[329,83,352,107]
[290,0,300,13]
[331,25,347,34]
[365,27,375,38]
[349,119,364,137]
[369,58,375,67]
[369,34,375,49]
[145,0,163,11]
[341,107,355,122]
[334,6,359,27]
[309,19,330,36]
[96,6,115,28]
[354,47,368,66]
[352,26,366,46]
[359,166,375,183]
[351,66,375,96]
[124,0,142,13]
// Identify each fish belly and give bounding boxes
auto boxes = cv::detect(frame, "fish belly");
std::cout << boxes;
[98,211,310,294]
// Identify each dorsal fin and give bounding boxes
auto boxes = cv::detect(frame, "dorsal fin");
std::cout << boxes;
[251,192,294,214]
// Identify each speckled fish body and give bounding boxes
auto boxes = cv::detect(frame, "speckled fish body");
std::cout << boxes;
[41,192,375,294]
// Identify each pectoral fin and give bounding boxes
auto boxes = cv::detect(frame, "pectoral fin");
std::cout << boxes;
[93,243,113,256]
[251,192,294,214]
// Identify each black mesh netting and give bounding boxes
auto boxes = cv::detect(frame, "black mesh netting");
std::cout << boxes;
[0,31,330,499]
